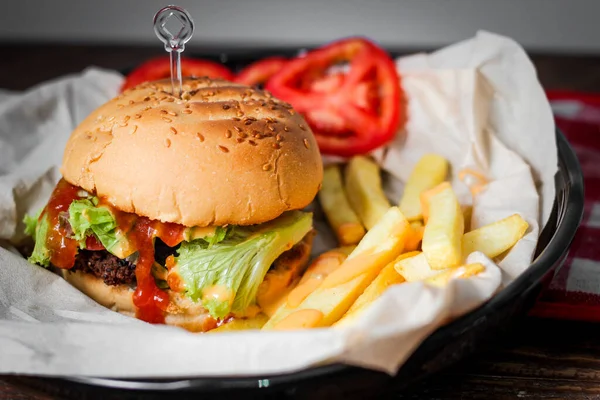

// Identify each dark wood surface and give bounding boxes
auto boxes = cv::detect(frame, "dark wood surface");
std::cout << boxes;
[0,44,599,400]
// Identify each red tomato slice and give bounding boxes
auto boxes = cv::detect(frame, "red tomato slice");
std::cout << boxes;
[85,235,105,251]
[235,57,288,86]
[121,57,234,92]
[266,38,404,157]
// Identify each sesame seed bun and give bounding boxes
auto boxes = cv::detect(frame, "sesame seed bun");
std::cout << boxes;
[61,77,323,227]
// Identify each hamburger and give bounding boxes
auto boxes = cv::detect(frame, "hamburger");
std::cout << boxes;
[24,77,323,332]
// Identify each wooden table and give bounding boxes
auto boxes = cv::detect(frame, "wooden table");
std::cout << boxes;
[0,44,598,400]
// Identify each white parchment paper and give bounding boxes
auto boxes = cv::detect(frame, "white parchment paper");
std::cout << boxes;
[0,31,556,378]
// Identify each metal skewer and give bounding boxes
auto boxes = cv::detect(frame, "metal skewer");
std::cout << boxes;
[153,5,195,98]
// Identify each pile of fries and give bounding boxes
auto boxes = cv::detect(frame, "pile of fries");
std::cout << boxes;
[214,155,529,332]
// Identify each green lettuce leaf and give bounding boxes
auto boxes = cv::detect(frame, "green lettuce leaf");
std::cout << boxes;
[68,198,121,252]
[23,209,42,237]
[68,197,230,258]
[174,211,313,319]
[27,212,51,267]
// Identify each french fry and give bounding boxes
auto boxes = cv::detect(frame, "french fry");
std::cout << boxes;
[462,214,529,259]
[421,183,464,269]
[345,156,392,230]
[399,154,449,221]
[260,248,350,317]
[405,221,424,251]
[263,207,409,330]
[318,165,366,245]
[208,314,269,333]
[394,252,443,282]
[424,263,485,287]
[335,252,417,327]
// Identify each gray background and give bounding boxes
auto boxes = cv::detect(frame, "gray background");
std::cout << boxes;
[0,0,597,53]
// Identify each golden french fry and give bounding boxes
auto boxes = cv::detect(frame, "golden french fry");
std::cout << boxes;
[334,263,404,327]
[208,314,270,333]
[260,248,350,317]
[399,154,449,221]
[405,221,424,251]
[462,214,529,259]
[424,263,485,287]
[319,165,366,245]
[263,207,409,330]
[345,156,392,230]
[421,183,464,270]
[335,253,417,327]
[394,252,444,282]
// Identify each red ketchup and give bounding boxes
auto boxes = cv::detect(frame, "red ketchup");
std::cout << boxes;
[44,179,81,269]
[128,217,185,324]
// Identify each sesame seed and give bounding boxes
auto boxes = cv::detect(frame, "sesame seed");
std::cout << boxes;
[236,111,244,117]
[162,117,172,123]
[144,97,151,102]
[303,138,310,149]
[262,164,271,171]
[160,96,167,101]
[168,110,177,116]
[225,130,232,138]
[238,132,248,138]
[196,133,205,141]
[129,100,134,105]
[234,126,242,133]
[182,109,192,114]
[160,110,168,114]
[164,138,171,147]
[185,103,191,108]
[254,133,263,139]
[236,138,245,143]
[134,114,142,119]
[276,134,283,142]
[277,114,285,118]
[166,97,175,103]
[289,109,295,115]
[266,117,275,123]
[272,143,281,149]
[130,125,138,134]
[170,127,178,135]
[119,122,128,127]
[223,104,230,110]
[218,145,229,153]
[268,125,276,132]
[232,117,241,122]
[107,116,115,122]
[123,116,130,122]
[244,120,253,125]
[283,126,290,132]
[248,140,257,146]
[299,124,307,130]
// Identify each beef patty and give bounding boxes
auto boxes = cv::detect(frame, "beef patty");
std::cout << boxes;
[72,250,136,286]
[71,239,176,286]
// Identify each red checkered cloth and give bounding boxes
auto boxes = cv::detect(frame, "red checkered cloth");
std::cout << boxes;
[529,91,600,321]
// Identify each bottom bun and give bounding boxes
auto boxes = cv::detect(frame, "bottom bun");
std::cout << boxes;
[61,232,313,332]
[61,269,217,332]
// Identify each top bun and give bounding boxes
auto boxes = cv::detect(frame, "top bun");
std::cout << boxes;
[61,78,323,227]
